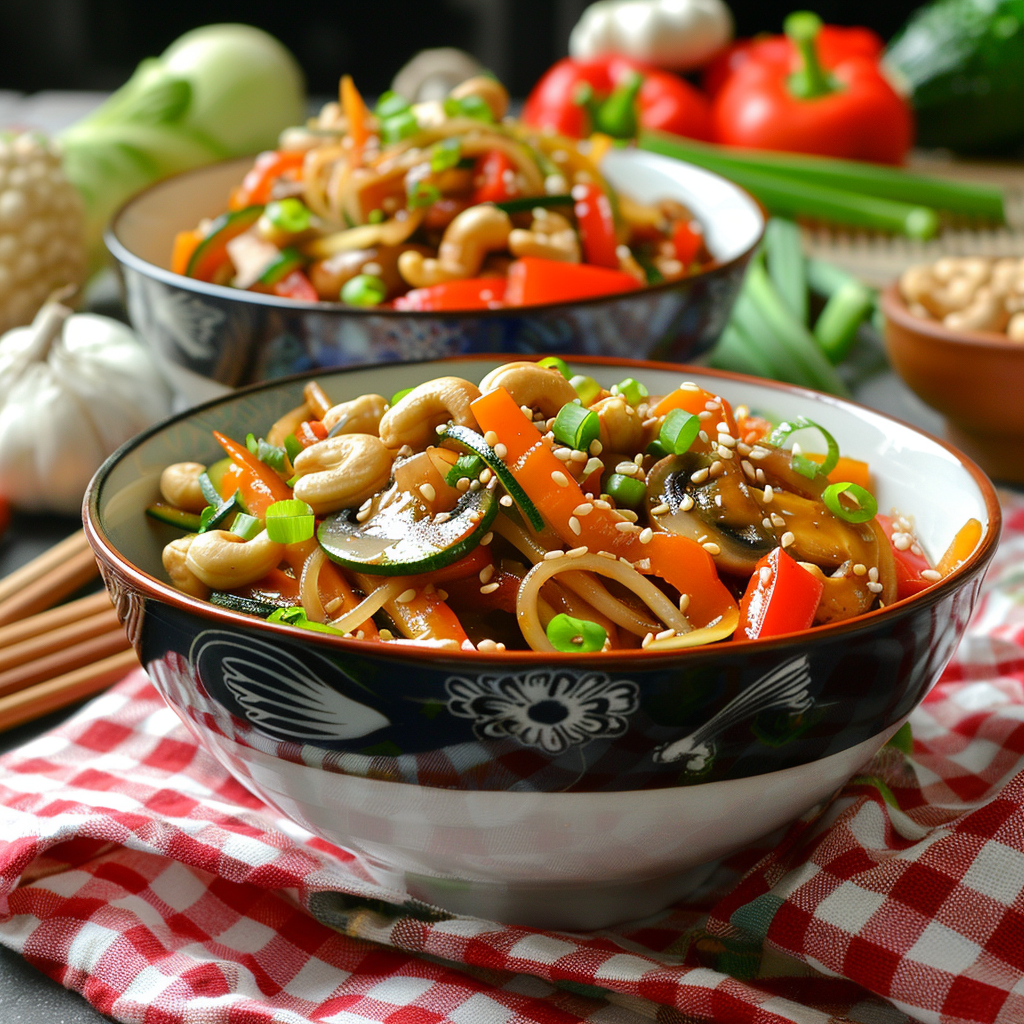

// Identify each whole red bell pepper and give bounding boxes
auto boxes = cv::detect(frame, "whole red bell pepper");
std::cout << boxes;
[711,12,912,164]
[702,24,884,97]
[522,55,712,141]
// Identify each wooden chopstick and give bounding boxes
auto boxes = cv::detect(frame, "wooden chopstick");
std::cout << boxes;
[0,627,132,699]
[0,529,89,605]
[0,591,113,650]
[0,542,100,627]
[0,607,122,675]
[0,649,139,734]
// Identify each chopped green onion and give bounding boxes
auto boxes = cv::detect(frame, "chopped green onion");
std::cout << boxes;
[431,137,462,172]
[822,481,877,524]
[545,612,607,653]
[199,505,218,531]
[374,91,410,118]
[391,386,414,406]
[267,606,346,635]
[265,499,315,543]
[537,356,572,379]
[446,453,484,486]
[341,274,387,306]
[245,433,287,472]
[611,377,648,407]
[659,409,700,455]
[198,471,222,508]
[367,209,385,224]
[443,94,494,122]
[284,433,303,463]
[569,374,601,406]
[647,438,669,459]
[552,402,600,452]
[230,513,263,540]
[768,416,839,479]
[408,179,441,209]
[380,109,418,145]
[264,197,310,234]
[605,473,646,508]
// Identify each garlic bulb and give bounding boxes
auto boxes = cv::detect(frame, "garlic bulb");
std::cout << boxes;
[0,301,171,514]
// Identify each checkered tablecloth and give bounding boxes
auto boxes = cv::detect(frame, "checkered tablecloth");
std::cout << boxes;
[1,496,1023,1024]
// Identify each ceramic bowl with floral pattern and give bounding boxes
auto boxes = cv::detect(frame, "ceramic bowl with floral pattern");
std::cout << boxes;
[83,356,999,929]
[105,151,764,405]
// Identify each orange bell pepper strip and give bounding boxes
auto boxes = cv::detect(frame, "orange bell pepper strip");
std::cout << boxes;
[212,430,292,518]
[471,387,737,630]
[340,75,371,164]
[353,571,471,647]
[937,519,983,577]
[171,229,203,276]
[651,384,739,438]
[231,151,306,209]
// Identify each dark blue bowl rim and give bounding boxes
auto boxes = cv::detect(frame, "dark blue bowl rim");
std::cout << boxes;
[103,151,766,318]
[84,354,1002,667]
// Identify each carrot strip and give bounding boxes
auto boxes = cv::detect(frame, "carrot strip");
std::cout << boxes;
[213,431,292,517]
[806,453,872,491]
[171,229,203,276]
[651,385,738,436]
[937,519,983,577]
[341,75,371,164]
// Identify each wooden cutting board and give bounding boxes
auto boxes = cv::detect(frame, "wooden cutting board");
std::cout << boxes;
[802,152,1024,286]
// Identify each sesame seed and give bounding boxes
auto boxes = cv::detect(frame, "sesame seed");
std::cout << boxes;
[567,546,589,558]
[616,461,641,476]
[484,430,499,447]
[911,544,924,557]
[867,581,884,594]
[762,517,774,530]
[574,502,594,516]
[480,582,500,595]
[634,453,645,466]
[643,417,659,429]
[569,516,582,535]
[691,467,710,484]
[598,550,617,560]
[619,556,635,568]
[477,637,499,650]
[681,381,701,391]
[714,494,723,507]
[749,447,769,460]
[356,508,373,523]
[771,513,786,527]
[763,485,774,503]
[379,628,394,640]
[642,632,655,648]
[792,442,803,457]
[755,470,767,485]
[499,494,514,507]
[780,532,795,548]
[639,527,653,544]
[698,430,709,443]
[759,566,772,585]
[741,460,756,480]
[359,497,373,511]
[853,563,867,576]
[702,541,722,555]
[479,468,493,485]
[680,494,695,511]
[479,565,494,584]
[922,569,941,581]
[396,589,417,603]
[650,502,670,516]
[618,508,639,522]
[481,532,493,545]
[435,424,446,434]
[551,470,570,487]
[736,442,752,456]
[543,549,565,560]
[698,410,713,421]
[584,457,604,477]
[594,499,612,510]
[570,449,588,463]
[678,593,690,612]
[892,532,912,551]
[656,628,677,641]
[716,446,734,461]
[470,479,482,490]
[704,400,719,410]
[717,434,737,448]
[355,630,364,640]
[868,566,879,583]
[615,520,635,532]
[434,512,451,523]
[520,405,533,418]
[398,445,413,458]
[457,477,471,492]
[554,447,572,461]
[589,439,604,455]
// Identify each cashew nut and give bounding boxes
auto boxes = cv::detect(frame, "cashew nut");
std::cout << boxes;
[944,287,1009,333]
[162,535,209,599]
[398,206,512,287]
[592,395,643,454]
[478,361,579,420]
[379,376,481,450]
[185,530,285,592]
[159,463,207,514]
[449,75,510,121]
[1008,312,1024,342]
[322,393,388,437]
[291,434,394,514]
[508,209,580,262]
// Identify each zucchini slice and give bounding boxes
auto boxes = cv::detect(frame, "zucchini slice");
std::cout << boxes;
[209,592,282,617]
[199,490,249,533]
[146,503,202,532]
[439,425,545,531]
[318,484,498,575]
[253,247,305,289]
[185,205,264,282]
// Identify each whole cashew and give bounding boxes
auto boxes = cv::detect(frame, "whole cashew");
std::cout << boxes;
[508,209,580,263]
[159,463,207,514]
[322,393,388,437]
[292,434,394,514]
[944,287,1009,333]
[379,377,481,450]
[479,361,578,419]
[162,535,209,599]
[185,530,285,592]
[398,206,512,287]
[592,395,643,453]
[449,75,510,120]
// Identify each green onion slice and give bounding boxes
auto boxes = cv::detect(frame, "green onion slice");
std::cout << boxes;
[246,433,288,472]
[380,109,418,145]
[537,356,571,379]
[265,499,315,543]
[605,473,646,508]
[768,416,839,479]
[569,374,601,406]
[443,94,494,122]
[265,198,310,234]
[822,481,877,524]
[408,180,441,209]
[611,377,648,407]
[659,409,700,456]
[199,505,219,531]
[267,606,346,635]
[230,513,263,540]
[391,386,414,406]
[431,137,462,172]
[552,402,600,452]
[367,209,385,224]
[546,613,607,653]
[341,274,386,306]
[284,433,303,463]
[446,453,484,486]
[374,91,410,118]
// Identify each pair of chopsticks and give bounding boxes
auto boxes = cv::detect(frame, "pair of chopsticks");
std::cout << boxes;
[0,530,138,734]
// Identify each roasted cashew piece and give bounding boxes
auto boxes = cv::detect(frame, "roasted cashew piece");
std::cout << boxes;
[159,462,207,514]
[185,530,285,592]
[449,75,510,120]
[592,395,643,453]
[508,209,580,262]
[479,361,579,420]
[944,287,1009,333]
[398,206,512,287]
[162,535,209,599]
[291,434,394,514]
[379,376,481,450]
[322,393,388,437]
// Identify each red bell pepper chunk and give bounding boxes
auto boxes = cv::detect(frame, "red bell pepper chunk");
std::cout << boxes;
[393,278,507,312]
[735,547,824,641]
[472,150,518,204]
[876,514,934,601]
[573,183,619,269]
[672,219,704,266]
[504,257,640,307]
[295,420,328,448]
[231,150,305,209]
[271,269,318,303]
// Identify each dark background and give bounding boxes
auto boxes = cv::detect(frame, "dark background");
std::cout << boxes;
[2,0,924,99]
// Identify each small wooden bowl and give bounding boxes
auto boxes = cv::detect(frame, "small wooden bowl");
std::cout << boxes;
[882,283,1024,484]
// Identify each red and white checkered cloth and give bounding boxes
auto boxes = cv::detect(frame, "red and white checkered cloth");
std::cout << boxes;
[2,495,1024,1024]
